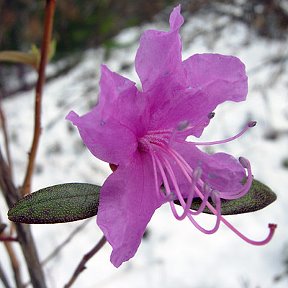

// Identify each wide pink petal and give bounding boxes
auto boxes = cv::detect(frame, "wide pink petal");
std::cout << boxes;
[66,65,147,165]
[183,53,248,103]
[181,53,248,136]
[66,109,137,165]
[146,54,247,137]
[171,141,246,197]
[98,65,148,136]
[135,5,184,91]
[97,152,163,267]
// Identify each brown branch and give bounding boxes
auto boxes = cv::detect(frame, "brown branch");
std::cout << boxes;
[2,239,22,288]
[64,236,107,288]
[0,103,12,177]
[0,235,18,242]
[21,0,56,196]
[0,262,12,288]
[0,148,47,288]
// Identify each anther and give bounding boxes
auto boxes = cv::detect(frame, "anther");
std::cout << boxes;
[211,189,220,204]
[268,223,277,230]
[191,121,256,146]
[177,120,190,131]
[239,156,249,168]
[109,163,118,172]
[248,121,257,127]
[192,167,202,180]
[208,112,215,119]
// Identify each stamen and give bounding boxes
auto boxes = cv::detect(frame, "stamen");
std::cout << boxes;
[187,190,221,234]
[153,153,175,201]
[190,121,257,146]
[150,152,162,201]
[190,184,211,215]
[221,220,277,246]
[141,129,276,246]
[160,154,221,233]
[161,157,198,220]
[159,145,276,245]
[218,157,253,200]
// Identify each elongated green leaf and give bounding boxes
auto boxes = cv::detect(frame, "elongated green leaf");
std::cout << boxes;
[188,179,277,215]
[8,183,100,224]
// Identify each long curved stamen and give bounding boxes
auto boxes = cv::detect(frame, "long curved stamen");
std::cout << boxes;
[168,145,253,201]
[153,153,174,200]
[162,145,276,245]
[218,157,253,200]
[161,156,198,220]
[190,121,256,146]
[159,153,221,233]
[196,187,277,244]
[153,154,189,220]
[140,130,276,245]
[187,191,221,234]
[190,184,211,215]
[157,148,220,233]
[150,152,162,201]
[221,221,277,246]
[157,144,214,217]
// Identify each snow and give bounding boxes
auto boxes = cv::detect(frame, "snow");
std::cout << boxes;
[1,7,288,288]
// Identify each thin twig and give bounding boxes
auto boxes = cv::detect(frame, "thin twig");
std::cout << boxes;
[0,262,12,288]
[0,103,12,177]
[2,240,22,288]
[21,0,56,196]
[0,235,18,242]
[42,218,92,266]
[0,148,47,288]
[64,236,106,288]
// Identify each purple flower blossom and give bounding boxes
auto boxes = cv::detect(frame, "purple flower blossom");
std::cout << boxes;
[67,6,276,267]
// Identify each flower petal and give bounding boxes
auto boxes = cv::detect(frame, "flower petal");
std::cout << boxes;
[66,65,147,165]
[171,141,246,197]
[135,5,184,91]
[99,65,149,136]
[181,53,248,136]
[97,152,163,267]
[183,53,248,103]
[146,54,247,137]
[66,110,137,165]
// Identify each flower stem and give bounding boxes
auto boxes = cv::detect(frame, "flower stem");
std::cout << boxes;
[0,103,12,177]
[21,0,56,196]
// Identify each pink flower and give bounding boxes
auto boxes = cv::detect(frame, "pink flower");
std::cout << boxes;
[67,6,276,267]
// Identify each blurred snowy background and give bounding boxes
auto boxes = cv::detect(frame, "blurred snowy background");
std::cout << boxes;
[1,1,288,287]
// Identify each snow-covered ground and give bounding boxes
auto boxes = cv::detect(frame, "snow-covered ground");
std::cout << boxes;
[1,7,288,288]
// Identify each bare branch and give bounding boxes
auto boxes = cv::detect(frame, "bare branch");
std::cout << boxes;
[0,261,12,288]
[0,147,47,288]
[64,236,106,288]
[0,235,18,242]
[21,0,56,196]
[2,239,22,288]
[0,103,12,177]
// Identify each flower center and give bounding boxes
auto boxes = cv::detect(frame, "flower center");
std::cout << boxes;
[138,129,173,152]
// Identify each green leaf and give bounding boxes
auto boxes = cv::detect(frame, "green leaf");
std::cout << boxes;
[0,51,38,68]
[188,179,277,215]
[8,183,100,224]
